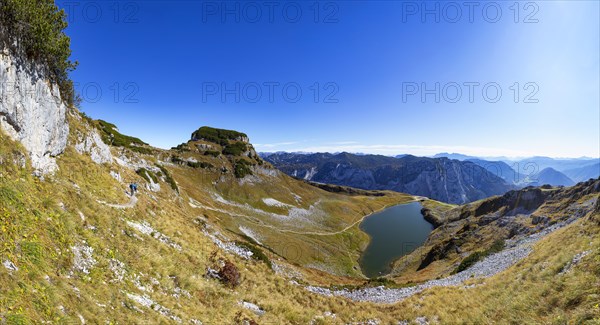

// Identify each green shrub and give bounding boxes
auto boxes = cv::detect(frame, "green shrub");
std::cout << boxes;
[454,239,505,273]
[156,164,178,193]
[235,241,272,269]
[170,155,185,165]
[222,142,247,156]
[187,161,213,169]
[487,239,505,254]
[233,159,253,178]
[136,168,158,184]
[0,0,78,106]
[204,150,221,157]
[171,143,190,152]
[95,120,149,152]
[191,126,247,146]
[365,277,396,287]
[455,251,485,273]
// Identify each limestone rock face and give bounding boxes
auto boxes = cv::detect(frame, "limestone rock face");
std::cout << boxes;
[0,51,69,175]
[75,131,113,164]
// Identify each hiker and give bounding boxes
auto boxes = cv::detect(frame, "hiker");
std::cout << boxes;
[129,183,138,196]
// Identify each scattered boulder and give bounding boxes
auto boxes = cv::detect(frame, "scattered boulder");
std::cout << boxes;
[240,301,265,316]
[3,259,18,272]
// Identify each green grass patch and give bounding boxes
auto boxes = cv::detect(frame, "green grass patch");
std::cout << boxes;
[21,241,44,266]
[171,156,213,169]
[5,313,29,325]
[0,186,21,206]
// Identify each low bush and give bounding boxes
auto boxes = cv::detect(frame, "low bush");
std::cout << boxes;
[95,120,150,154]
[204,150,220,157]
[187,161,213,169]
[136,168,158,184]
[156,164,178,193]
[171,143,190,152]
[233,159,253,178]
[235,241,272,269]
[191,126,247,146]
[487,239,505,254]
[218,260,240,288]
[366,277,397,287]
[170,156,185,165]
[454,239,505,273]
[455,251,485,273]
[222,142,247,156]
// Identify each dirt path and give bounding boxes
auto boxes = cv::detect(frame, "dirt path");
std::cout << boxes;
[98,193,138,209]
[194,198,419,237]
[273,200,417,236]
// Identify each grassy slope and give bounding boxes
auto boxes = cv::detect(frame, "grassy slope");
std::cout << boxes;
[169,141,414,279]
[388,185,599,286]
[0,115,598,324]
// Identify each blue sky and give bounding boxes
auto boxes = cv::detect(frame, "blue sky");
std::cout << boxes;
[59,1,599,158]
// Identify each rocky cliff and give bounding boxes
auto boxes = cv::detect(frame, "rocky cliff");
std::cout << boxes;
[0,50,69,175]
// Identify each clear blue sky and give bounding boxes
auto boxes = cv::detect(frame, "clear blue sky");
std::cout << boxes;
[59,1,599,158]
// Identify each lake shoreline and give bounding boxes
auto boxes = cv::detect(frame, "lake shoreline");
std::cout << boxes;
[357,201,434,278]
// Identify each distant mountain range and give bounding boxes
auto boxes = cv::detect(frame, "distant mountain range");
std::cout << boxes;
[262,152,514,204]
[465,158,525,185]
[528,168,575,187]
[434,153,598,178]
[262,152,599,203]
[564,162,600,183]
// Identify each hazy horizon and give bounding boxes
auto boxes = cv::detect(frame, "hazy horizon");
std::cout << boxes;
[257,149,599,160]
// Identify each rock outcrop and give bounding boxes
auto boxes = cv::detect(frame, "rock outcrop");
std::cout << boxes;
[0,50,69,175]
[75,130,113,164]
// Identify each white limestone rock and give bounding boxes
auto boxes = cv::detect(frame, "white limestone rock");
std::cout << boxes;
[0,51,69,175]
[75,131,113,164]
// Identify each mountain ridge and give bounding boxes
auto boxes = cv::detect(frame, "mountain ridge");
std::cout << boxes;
[262,151,515,204]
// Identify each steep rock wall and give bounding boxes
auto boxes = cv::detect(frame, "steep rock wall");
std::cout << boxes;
[0,50,69,175]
